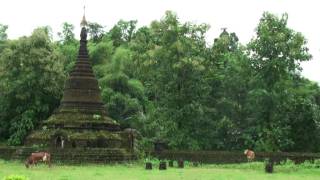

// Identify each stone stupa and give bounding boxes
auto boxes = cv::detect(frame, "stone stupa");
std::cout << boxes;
[25,13,138,162]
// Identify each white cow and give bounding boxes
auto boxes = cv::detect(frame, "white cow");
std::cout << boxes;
[244,149,255,162]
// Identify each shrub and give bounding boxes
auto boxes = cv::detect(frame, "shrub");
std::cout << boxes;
[299,160,314,169]
[280,159,295,167]
[279,159,298,172]
[144,157,160,164]
[314,159,320,168]
[3,175,29,180]
[299,159,320,169]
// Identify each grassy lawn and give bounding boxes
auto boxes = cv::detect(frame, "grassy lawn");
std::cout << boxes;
[0,159,320,180]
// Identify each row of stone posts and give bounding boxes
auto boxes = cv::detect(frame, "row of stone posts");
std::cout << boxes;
[146,159,200,170]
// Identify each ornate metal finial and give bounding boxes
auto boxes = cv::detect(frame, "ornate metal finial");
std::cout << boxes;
[221,27,227,32]
[80,6,88,27]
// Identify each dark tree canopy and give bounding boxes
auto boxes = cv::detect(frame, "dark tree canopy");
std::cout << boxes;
[0,12,319,152]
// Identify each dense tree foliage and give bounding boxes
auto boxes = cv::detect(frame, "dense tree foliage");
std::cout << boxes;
[87,22,105,43]
[0,24,8,53]
[246,12,316,151]
[0,24,8,42]
[0,11,319,152]
[0,27,66,144]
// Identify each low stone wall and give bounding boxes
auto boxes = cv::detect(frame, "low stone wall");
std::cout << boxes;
[2,147,320,164]
[0,146,17,160]
[150,150,320,164]
[0,146,136,163]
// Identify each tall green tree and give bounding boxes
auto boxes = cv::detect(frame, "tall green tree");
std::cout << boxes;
[0,27,66,145]
[0,24,8,41]
[204,29,254,150]
[87,22,105,43]
[131,11,213,149]
[249,13,311,89]
[0,24,8,53]
[286,78,320,152]
[97,46,148,130]
[56,22,78,73]
[88,38,114,66]
[57,22,76,44]
[108,20,137,47]
[247,12,312,151]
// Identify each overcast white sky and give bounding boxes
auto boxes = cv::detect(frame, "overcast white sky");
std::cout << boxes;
[0,0,319,83]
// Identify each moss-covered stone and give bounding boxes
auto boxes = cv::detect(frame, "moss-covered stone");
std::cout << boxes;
[45,112,118,125]
[27,129,121,140]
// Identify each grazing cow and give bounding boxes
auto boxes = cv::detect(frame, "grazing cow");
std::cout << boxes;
[25,152,51,168]
[244,149,255,162]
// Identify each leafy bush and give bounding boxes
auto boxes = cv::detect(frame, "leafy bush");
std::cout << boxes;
[3,175,29,180]
[299,160,314,169]
[144,157,161,164]
[299,159,320,169]
[314,159,320,168]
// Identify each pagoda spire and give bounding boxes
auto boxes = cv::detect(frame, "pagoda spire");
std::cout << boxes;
[79,6,88,56]
[80,6,88,27]
[57,10,108,114]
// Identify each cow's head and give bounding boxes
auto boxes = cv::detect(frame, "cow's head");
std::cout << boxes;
[43,154,47,161]
[244,149,248,155]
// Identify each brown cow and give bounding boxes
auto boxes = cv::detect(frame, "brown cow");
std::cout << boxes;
[244,149,255,162]
[25,152,51,168]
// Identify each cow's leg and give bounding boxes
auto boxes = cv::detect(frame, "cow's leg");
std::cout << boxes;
[48,156,51,167]
[25,161,30,168]
[29,160,33,168]
[34,160,38,166]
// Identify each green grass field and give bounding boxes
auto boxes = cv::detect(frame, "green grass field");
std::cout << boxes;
[1,159,320,180]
